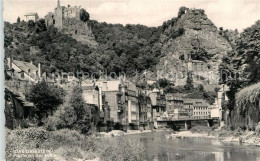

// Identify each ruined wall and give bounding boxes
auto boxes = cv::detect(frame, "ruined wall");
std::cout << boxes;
[62,18,98,47]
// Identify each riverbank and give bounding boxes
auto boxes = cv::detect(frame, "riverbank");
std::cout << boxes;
[166,126,260,146]
[166,131,216,139]
[98,129,171,137]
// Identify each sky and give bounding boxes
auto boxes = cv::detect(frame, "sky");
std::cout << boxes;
[3,0,260,32]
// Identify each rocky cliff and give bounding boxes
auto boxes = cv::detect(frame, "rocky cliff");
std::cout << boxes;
[155,8,233,87]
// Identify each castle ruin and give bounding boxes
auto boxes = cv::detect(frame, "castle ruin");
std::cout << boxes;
[44,0,81,29]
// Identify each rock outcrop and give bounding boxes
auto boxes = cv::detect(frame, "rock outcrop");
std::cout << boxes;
[155,8,233,87]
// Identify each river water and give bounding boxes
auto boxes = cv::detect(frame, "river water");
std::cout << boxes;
[127,131,260,161]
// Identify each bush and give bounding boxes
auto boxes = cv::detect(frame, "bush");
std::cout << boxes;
[5,127,49,160]
[96,136,145,161]
[41,129,96,160]
[113,122,123,130]
[5,128,97,161]
[46,86,95,134]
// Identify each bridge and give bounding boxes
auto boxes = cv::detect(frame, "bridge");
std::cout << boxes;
[154,117,219,130]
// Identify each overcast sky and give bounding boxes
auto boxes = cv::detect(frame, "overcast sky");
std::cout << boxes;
[3,0,260,32]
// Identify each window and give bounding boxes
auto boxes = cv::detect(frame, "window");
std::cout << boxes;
[21,72,24,78]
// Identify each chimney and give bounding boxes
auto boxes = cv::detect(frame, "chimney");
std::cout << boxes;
[38,63,41,78]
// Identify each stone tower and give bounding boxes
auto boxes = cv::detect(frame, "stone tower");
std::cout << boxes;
[54,0,63,29]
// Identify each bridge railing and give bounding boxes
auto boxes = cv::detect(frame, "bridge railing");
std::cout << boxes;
[156,116,212,121]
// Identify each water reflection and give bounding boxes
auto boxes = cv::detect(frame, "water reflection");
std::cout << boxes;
[128,132,260,161]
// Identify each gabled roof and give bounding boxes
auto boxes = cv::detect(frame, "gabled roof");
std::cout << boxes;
[13,60,38,73]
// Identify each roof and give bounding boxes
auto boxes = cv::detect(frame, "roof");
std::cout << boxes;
[13,60,38,73]
[24,12,38,16]
[183,99,209,106]
[125,80,137,91]
[96,80,121,91]
[82,86,98,90]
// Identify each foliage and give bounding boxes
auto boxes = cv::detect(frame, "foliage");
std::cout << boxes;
[4,21,100,74]
[5,18,163,76]
[163,83,217,104]
[17,17,20,23]
[235,82,260,112]
[236,20,260,85]
[6,127,145,161]
[157,78,173,88]
[170,27,185,39]
[178,6,189,18]
[80,9,90,22]
[96,136,145,161]
[184,71,194,90]
[90,21,162,75]
[25,81,64,123]
[47,86,95,134]
[5,128,97,161]
[5,127,48,160]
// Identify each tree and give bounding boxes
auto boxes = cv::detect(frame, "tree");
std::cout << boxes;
[178,6,188,18]
[35,19,47,33]
[184,71,194,90]
[157,78,170,88]
[17,17,20,23]
[47,86,95,134]
[197,84,204,92]
[26,81,64,124]
[80,9,90,22]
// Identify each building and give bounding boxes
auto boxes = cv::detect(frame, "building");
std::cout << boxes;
[191,99,210,119]
[183,99,194,118]
[24,12,39,22]
[166,94,184,118]
[95,78,139,129]
[187,59,207,71]
[45,0,81,29]
[4,58,41,128]
[148,89,166,121]
[138,91,152,130]
[209,101,219,119]
[6,58,41,83]
[81,85,110,125]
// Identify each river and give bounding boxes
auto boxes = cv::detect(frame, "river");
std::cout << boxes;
[127,131,260,161]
